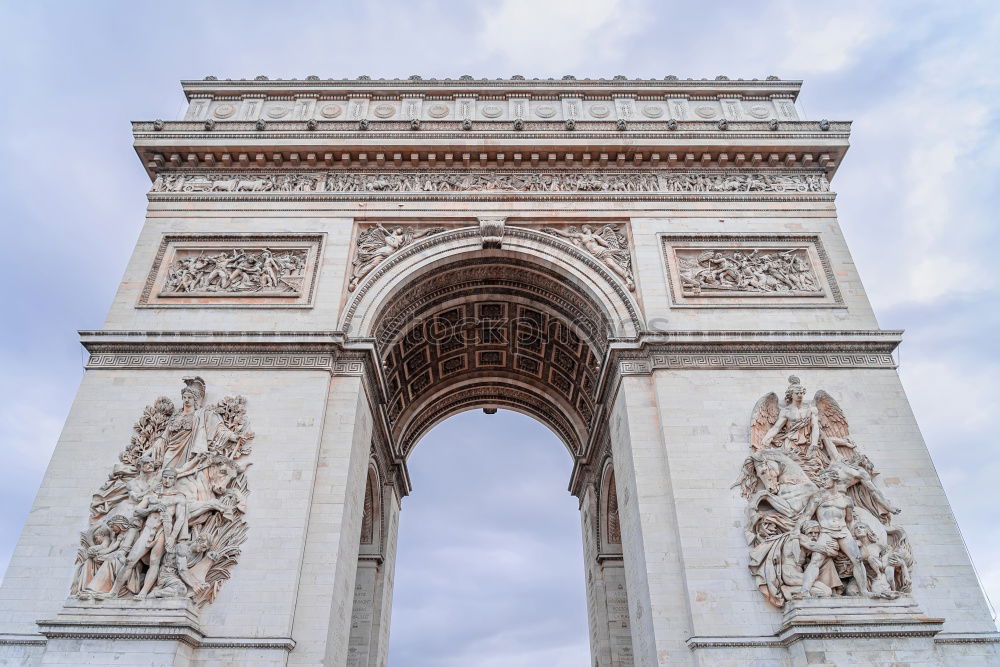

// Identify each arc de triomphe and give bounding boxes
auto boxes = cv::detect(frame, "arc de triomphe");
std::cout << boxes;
[1,77,997,666]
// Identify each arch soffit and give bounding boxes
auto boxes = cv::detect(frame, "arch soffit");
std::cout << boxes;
[396,376,586,459]
[341,226,643,339]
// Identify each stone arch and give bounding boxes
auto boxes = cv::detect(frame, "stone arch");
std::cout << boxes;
[342,225,643,339]
[344,225,643,463]
[598,459,623,556]
[359,461,382,555]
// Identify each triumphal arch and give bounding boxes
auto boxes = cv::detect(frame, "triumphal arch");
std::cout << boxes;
[1,76,997,666]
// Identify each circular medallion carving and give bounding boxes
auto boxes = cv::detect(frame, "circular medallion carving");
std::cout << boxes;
[427,103,450,118]
[482,104,503,118]
[642,105,664,118]
[319,103,342,118]
[373,104,396,118]
[535,105,557,118]
[265,106,289,119]
[212,103,236,119]
[748,104,771,119]
[695,105,718,119]
[589,104,610,118]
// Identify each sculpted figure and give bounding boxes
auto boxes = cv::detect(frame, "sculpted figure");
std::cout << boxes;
[103,468,188,600]
[161,248,304,296]
[74,514,138,598]
[853,523,899,599]
[796,469,869,598]
[736,376,912,607]
[148,534,211,599]
[154,377,237,473]
[348,224,444,290]
[785,520,841,598]
[678,248,820,295]
[548,224,635,290]
[70,378,252,608]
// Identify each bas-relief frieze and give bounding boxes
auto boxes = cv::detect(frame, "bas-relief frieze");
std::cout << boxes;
[149,171,830,196]
[661,235,843,308]
[72,378,252,608]
[734,376,913,608]
[140,235,323,308]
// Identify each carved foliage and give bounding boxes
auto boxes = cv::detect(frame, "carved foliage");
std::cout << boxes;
[72,377,252,608]
[734,376,912,608]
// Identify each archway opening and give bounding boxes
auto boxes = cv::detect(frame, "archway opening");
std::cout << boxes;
[388,410,590,666]
[345,243,638,666]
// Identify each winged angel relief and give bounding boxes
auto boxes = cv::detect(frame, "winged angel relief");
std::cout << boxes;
[734,376,913,607]
[548,224,635,290]
[71,377,252,608]
[348,224,445,291]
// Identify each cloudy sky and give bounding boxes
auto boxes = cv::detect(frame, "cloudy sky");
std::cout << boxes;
[0,1,997,663]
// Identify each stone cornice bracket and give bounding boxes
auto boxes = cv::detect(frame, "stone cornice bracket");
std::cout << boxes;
[478,216,506,248]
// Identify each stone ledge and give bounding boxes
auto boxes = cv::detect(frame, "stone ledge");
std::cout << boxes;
[934,631,1000,644]
[34,598,295,651]
[687,598,944,649]
[0,633,46,646]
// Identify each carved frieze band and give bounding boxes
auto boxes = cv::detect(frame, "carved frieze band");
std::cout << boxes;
[85,353,337,371]
[139,234,324,308]
[661,234,844,308]
[149,171,831,201]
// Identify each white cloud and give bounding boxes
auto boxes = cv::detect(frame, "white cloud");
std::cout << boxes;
[780,5,886,74]
[476,0,644,73]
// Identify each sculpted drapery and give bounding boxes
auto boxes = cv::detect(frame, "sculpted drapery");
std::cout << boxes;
[735,376,913,608]
[72,377,252,608]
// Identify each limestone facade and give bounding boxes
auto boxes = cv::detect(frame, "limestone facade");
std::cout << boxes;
[0,76,997,666]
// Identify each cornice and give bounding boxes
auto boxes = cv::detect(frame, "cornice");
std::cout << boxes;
[181,76,803,100]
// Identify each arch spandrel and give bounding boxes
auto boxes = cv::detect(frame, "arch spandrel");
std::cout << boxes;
[341,226,644,339]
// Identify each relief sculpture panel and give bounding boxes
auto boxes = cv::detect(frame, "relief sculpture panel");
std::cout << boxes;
[661,235,842,307]
[150,171,830,196]
[734,377,913,608]
[72,377,252,608]
[140,234,323,307]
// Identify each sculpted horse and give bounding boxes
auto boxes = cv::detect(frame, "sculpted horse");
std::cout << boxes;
[735,447,818,543]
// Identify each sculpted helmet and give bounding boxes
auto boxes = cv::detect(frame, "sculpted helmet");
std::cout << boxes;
[783,375,806,404]
[181,376,207,405]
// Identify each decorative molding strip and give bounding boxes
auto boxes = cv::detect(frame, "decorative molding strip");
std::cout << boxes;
[85,353,336,370]
[648,351,895,369]
[934,632,1000,645]
[0,633,46,646]
[35,623,295,651]
[139,234,324,308]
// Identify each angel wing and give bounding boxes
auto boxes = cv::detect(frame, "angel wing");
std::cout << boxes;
[406,226,447,243]
[596,225,633,277]
[356,224,392,256]
[814,390,850,440]
[749,392,779,450]
[596,224,627,251]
